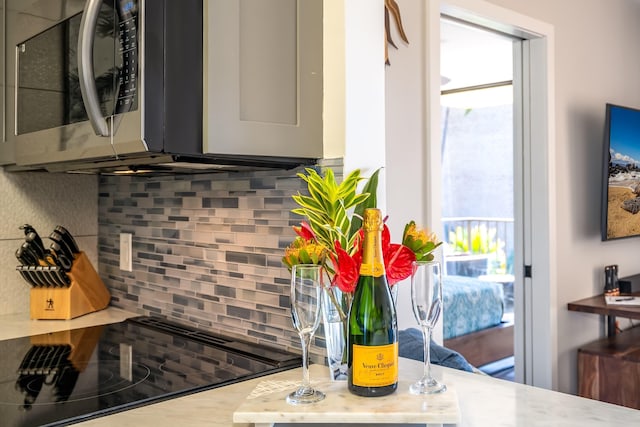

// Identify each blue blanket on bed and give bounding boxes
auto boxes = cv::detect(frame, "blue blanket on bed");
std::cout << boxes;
[399,328,474,372]
[443,275,504,340]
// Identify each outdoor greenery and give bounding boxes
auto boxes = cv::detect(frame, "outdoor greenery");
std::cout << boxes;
[448,224,507,274]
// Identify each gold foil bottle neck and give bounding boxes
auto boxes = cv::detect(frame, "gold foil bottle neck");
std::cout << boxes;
[362,208,383,232]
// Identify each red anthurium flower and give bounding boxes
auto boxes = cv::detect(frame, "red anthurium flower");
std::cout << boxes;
[293,221,315,241]
[382,223,392,251]
[384,243,416,286]
[329,241,360,293]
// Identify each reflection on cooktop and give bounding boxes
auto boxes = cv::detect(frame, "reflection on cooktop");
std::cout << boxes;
[0,316,300,426]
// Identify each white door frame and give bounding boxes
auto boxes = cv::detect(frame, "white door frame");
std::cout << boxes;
[426,0,557,388]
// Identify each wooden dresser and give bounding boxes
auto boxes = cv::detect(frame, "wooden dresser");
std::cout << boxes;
[569,292,640,409]
[577,326,640,409]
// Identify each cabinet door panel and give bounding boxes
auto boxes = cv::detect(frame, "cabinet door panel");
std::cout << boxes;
[204,0,323,159]
[239,0,297,125]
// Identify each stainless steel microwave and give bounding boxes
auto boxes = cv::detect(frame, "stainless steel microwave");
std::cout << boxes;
[7,0,321,174]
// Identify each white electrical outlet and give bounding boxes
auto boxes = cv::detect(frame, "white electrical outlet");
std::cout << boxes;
[120,233,133,272]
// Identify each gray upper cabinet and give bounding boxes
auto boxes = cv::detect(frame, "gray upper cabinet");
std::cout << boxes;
[0,0,11,165]
[204,0,323,159]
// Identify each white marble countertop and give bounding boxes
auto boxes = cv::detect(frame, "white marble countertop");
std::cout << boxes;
[72,360,639,427]
[0,306,135,341]
[2,308,638,426]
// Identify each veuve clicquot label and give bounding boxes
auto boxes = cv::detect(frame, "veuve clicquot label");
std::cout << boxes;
[351,342,399,387]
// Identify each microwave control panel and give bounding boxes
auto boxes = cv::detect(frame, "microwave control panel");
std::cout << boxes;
[116,0,138,114]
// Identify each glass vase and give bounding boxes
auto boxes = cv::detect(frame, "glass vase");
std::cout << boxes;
[321,286,349,380]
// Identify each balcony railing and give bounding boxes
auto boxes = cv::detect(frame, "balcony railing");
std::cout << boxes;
[442,217,514,277]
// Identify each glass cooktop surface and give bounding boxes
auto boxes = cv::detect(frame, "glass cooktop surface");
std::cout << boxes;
[0,316,299,426]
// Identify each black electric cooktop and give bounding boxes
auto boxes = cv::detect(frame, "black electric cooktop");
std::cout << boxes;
[0,316,300,427]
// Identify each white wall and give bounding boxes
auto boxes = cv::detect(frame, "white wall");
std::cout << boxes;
[323,0,387,197]
[0,170,98,315]
[385,0,640,394]
[384,0,434,335]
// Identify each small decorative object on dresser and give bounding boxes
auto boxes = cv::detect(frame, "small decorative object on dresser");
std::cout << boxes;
[603,264,620,296]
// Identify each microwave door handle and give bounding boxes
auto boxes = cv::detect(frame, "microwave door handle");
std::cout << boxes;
[78,0,110,137]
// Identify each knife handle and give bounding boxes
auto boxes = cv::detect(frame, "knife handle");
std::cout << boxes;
[20,224,44,249]
[25,266,45,287]
[49,233,75,261]
[26,231,47,259]
[49,266,71,287]
[20,242,39,266]
[49,242,73,270]
[16,268,35,287]
[36,266,56,288]
[54,226,80,254]
[16,247,28,265]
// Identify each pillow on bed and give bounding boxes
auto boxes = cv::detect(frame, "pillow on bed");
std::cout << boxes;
[399,328,474,372]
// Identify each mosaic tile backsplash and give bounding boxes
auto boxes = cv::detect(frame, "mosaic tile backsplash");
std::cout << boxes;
[98,162,341,358]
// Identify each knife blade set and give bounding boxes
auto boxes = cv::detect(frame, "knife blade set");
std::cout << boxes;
[15,224,80,288]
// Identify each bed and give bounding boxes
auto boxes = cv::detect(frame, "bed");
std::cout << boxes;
[442,275,514,367]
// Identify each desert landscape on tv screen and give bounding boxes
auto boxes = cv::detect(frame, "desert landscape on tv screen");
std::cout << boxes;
[606,107,640,239]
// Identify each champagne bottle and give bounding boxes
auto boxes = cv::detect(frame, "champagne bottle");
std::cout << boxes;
[348,208,398,397]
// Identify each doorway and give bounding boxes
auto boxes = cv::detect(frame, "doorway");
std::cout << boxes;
[427,1,555,388]
[440,17,516,380]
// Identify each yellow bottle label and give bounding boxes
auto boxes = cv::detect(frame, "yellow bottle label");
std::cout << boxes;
[359,261,385,277]
[351,342,398,387]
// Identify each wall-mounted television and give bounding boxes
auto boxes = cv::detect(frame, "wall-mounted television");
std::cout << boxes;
[601,103,640,240]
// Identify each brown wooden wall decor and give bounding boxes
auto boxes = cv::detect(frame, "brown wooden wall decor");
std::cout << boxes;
[385,0,409,65]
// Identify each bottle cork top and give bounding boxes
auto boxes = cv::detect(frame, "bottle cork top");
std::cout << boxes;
[362,208,383,231]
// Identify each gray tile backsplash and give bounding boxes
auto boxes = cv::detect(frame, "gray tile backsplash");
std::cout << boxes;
[98,162,342,358]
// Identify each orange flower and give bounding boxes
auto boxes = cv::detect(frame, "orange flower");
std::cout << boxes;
[282,237,326,270]
[402,220,442,262]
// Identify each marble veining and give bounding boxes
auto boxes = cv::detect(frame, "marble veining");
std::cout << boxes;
[70,358,640,427]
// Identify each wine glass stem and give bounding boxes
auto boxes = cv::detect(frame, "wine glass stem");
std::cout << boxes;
[300,332,312,388]
[423,326,433,380]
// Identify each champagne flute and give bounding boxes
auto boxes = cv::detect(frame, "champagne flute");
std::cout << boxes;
[409,260,447,394]
[287,264,326,405]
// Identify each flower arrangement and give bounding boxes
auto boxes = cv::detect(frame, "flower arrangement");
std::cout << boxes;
[282,167,442,322]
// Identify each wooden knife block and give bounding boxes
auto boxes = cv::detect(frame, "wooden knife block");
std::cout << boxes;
[30,252,111,320]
